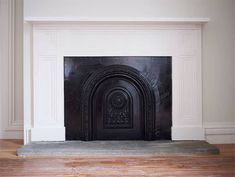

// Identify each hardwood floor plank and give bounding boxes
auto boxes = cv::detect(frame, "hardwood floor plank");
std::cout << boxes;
[0,140,234,177]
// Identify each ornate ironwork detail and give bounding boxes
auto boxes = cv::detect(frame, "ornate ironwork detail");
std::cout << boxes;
[109,91,127,109]
[104,89,133,129]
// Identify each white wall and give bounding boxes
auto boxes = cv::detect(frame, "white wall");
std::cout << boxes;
[0,0,23,138]
[1,0,234,142]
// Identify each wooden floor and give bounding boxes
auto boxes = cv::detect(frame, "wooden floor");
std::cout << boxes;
[0,140,234,177]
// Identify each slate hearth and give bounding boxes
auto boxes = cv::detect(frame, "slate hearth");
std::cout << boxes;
[17,141,219,157]
[64,56,172,141]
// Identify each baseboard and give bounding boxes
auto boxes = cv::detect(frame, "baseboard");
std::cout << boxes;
[204,122,235,144]
[1,124,234,144]
[30,127,65,141]
[0,130,23,139]
[171,126,205,140]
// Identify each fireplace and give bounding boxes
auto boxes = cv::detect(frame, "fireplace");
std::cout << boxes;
[64,57,172,140]
[24,20,205,143]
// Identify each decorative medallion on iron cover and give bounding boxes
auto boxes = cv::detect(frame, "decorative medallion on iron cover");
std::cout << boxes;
[104,88,133,129]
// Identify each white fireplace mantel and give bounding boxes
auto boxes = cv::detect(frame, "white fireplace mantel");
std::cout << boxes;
[24,17,210,24]
[24,18,209,144]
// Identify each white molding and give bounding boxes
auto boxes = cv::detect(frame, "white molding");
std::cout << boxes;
[7,0,16,130]
[6,0,24,130]
[204,122,235,144]
[31,127,65,141]
[9,0,24,130]
[0,0,23,139]
[4,0,19,131]
[24,17,210,24]
[23,22,33,144]
[172,126,205,140]
[0,130,23,139]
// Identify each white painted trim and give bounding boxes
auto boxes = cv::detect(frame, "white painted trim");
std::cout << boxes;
[0,130,23,139]
[31,127,65,141]
[172,126,205,140]
[24,17,210,24]
[23,22,33,144]
[7,0,16,131]
[204,122,235,144]
[0,0,23,139]
[9,0,24,130]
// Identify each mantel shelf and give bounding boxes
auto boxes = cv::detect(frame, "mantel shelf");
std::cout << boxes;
[24,17,210,25]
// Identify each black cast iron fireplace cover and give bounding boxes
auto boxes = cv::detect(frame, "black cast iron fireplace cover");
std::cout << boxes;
[81,65,155,140]
[64,56,172,141]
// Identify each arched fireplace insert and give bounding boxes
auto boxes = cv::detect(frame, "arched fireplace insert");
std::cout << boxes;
[81,65,156,140]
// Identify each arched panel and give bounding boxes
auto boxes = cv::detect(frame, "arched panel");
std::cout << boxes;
[81,65,156,140]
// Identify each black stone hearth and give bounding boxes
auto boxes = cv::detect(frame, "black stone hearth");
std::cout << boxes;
[64,56,172,141]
